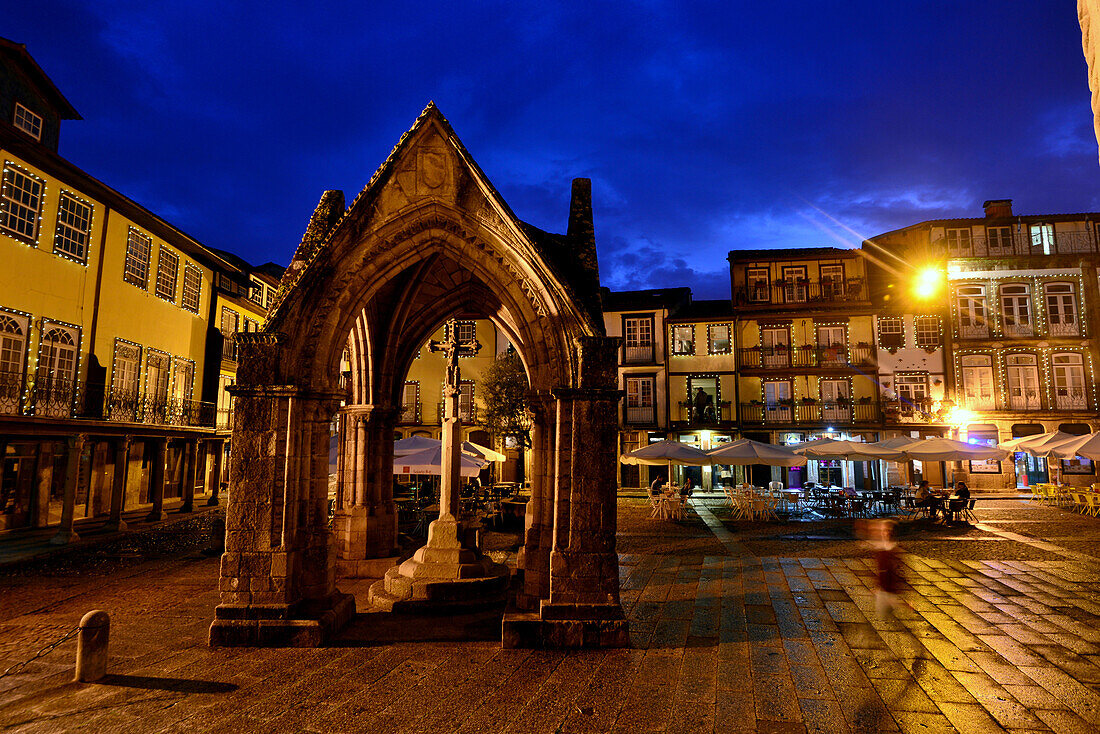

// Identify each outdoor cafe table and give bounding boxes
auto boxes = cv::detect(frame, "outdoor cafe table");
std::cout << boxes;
[655,494,685,521]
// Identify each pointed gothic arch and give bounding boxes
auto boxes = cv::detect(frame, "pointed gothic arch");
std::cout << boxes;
[210,104,627,648]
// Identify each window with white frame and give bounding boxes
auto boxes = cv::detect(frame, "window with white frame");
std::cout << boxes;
[400,381,419,422]
[155,247,179,302]
[248,279,264,305]
[458,380,474,419]
[220,307,239,335]
[1006,353,1040,410]
[181,264,202,312]
[819,264,845,297]
[945,228,972,253]
[146,351,170,410]
[1052,353,1087,409]
[1030,223,1054,254]
[1045,283,1078,335]
[708,324,730,354]
[112,341,141,397]
[670,325,694,355]
[54,192,92,262]
[13,103,43,140]
[986,226,1012,251]
[0,314,28,406]
[623,316,654,363]
[171,359,194,403]
[1,164,43,243]
[746,268,769,301]
[914,316,941,348]
[123,228,152,288]
[879,316,904,348]
[960,354,995,410]
[36,324,78,417]
[1000,284,1032,335]
[894,373,928,404]
[956,285,988,337]
[454,321,476,344]
[625,376,655,424]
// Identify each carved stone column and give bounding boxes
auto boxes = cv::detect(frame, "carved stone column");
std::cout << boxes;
[180,440,198,512]
[50,433,87,545]
[517,392,554,609]
[504,337,628,648]
[206,439,224,506]
[145,438,168,522]
[104,436,131,532]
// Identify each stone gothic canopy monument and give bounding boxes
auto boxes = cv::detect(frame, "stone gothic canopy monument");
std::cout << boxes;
[209,103,627,648]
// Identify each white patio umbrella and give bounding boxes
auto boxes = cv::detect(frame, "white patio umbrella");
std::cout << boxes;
[999,431,1080,458]
[620,439,712,483]
[461,440,507,463]
[1048,432,1100,461]
[394,436,506,462]
[707,438,807,467]
[870,436,922,450]
[899,437,1008,462]
[794,440,903,462]
[392,445,487,477]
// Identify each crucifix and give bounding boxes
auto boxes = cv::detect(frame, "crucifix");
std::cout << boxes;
[427,319,482,524]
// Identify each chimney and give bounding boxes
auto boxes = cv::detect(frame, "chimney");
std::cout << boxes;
[568,178,594,244]
[983,199,1013,218]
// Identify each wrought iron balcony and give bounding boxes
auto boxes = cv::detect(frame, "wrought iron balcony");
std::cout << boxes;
[221,333,238,363]
[624,404,656,425]
[623,343,656,364]
[737,344,875,370]
[675,401,733,425]
[0,369,215,427]
[739,401,880,425]
[734,278,865,306]
[933,230,1098,258]
[398,401,421,424]
[436,402,478,424]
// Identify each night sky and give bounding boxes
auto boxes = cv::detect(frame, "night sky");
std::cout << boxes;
[8,2,1100,299]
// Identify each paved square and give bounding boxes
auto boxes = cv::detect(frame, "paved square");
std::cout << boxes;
[4,496,1100,733]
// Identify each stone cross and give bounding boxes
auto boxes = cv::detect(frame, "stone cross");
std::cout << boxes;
[428,319,482,396]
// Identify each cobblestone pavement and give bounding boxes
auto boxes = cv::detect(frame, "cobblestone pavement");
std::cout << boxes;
[4,497,1100,732]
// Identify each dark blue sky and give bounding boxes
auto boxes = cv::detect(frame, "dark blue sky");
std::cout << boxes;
[10,2,1100,299]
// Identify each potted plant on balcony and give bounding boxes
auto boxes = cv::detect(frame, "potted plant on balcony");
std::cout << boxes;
[801,396,817,404]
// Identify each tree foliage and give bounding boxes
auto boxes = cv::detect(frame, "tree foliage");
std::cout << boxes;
[477,349,531,449]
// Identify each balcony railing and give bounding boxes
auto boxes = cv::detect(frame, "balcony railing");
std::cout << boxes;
[216,408,234,430]
[398,401,421,424]
[734,278,866,306]
[882,400,936,423]
[221,333,238,363]
[675,402,733,425]
[737,344,875,369]
[436,402,478,424]
[0,369,215,427]
[1054,388,1090,411]
[1048,320,1080,337]
[933,230,1098,258]
[1002,322,1036,338]
[625,404,656,424]
[958,386,1094,412]
[623,343,656,364]
[739,401,880,425]
[958,324,990,340]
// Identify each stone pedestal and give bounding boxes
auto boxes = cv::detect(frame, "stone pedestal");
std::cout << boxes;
[334,504,399,577]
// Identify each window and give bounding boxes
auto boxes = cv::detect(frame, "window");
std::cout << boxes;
[13,103,43,140]
[454,321,476,344]
[914,316,941,348]
[746,268,769,302]
[960,355,995,410]
[400,381,419,423]
[1052,353,1087,409]
[248,279,264,305]
[264,286,273,309]
[945,228,972,253]
[1045,283,1078,336]
[171,359,194,403]
[217,374,234,429]
[781,266,808,302]
[625,376,655,424]
[54,192,92,262]
[220,307,239,335]
[0,314,28,413]
[145,351,170,422]
[670,325,694,355]
[109,340,141,421]
[879,317,904,348]
[623,316,655,363]
[36,324,78,418]
[760,326,790,367]
[1006,353,1040,410]
[457,381,475,420]
[124,228,152,288]
[1030,223,1054,254]
[181,264,202,312]
[155,247,179,302]
[1000,284,1032,336]
[763,380,792,422]
[894,373,928,404]
[820,379,850,421]
[957,285,988,338]
[987,226,1013,251]
[819,264,845,298]
[708,324,730,354]
[817,325,846,365]
[688,376,718,423]
[1,164,44,244]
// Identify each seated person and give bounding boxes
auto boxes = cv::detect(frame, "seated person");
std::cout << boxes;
[650,476,665,496]
[915,480,942,518]
[950,481,971,500]
[682,478,694,497]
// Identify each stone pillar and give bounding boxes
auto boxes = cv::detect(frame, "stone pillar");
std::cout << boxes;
[104,436,131,532]
[504,337,628,648]
[180,440,198,512]
[33,441,55,528]
[518,393,554,609]
[333,405,399,576]
[145,438,168,522]
[206,439,224,505]
[50,433,87,545]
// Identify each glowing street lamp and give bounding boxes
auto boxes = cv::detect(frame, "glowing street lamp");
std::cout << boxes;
[912,266,944,300]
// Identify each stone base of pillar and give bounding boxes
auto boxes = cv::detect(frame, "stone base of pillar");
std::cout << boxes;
[366,517,509,611]
[180,500,194,513]
[208,592,355,647]
[102,519,128,533]
[334,506,397,561]
[205,495,220,506]
[49,528,79,545]
[145,510,167,522]
[501,603,629,649]
[336,556,400,578]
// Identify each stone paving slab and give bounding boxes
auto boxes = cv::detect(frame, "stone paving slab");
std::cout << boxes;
[3,497,1100,732]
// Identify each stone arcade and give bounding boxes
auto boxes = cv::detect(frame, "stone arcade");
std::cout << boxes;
[208,104,628,648]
